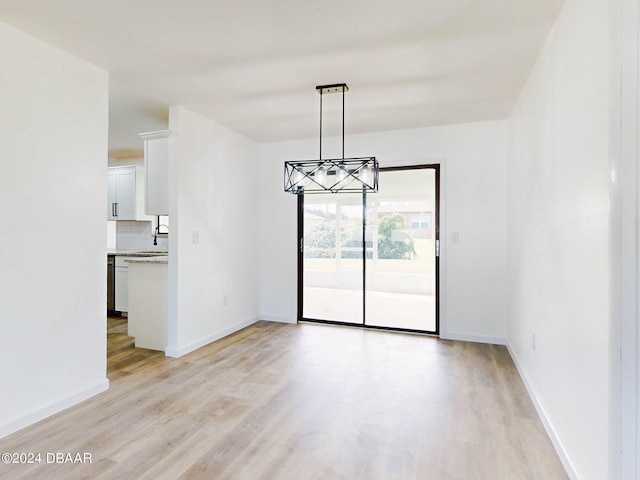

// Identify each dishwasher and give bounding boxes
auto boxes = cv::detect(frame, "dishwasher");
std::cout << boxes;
[107,255,115,313]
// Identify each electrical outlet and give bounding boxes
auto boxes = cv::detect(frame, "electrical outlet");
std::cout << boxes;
[192,231,199,244]
[452,232,460,243]
[223,294,229,306]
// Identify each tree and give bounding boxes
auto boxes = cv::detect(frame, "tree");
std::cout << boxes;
[304,221,338,258]
[377,213,416,259]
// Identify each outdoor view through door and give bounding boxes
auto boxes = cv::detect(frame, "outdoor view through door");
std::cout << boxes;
[299,165,439,334]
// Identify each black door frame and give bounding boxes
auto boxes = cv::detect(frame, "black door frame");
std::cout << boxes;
[297,163,440,335]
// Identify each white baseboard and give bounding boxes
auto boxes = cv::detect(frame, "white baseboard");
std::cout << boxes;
[260,314,296,324]
[165,316,260,358]
[440,331,507,345]
[0,378,109,440]
[506,344,579,480]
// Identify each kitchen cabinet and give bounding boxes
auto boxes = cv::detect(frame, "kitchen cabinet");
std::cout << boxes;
[115,255,135,312]
[127,257,168,351]
[110,252,168,314]
[140,131,169,216]
[107,166,150,221]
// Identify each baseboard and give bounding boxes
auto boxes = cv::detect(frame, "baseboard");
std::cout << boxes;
[0,378,109,440]
[165,316,260,358]
[506,344,580,480]
[439,331,507,345]
[259,314,296,324]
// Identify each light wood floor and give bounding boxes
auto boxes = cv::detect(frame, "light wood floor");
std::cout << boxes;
[0,318,568,479]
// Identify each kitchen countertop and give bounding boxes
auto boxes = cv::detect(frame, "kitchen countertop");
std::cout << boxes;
[125,256,168,264]
[108,250,168,257]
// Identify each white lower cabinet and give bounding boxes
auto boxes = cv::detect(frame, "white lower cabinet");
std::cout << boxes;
[127,260,168,351]
[115,256,135,312]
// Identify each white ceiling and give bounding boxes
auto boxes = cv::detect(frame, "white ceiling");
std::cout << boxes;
[0,0,564,156]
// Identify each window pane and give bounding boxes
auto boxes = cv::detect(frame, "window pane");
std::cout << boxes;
[303,193,364,324]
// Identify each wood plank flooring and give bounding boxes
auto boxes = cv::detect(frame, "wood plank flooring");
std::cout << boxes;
[0,318,568,479]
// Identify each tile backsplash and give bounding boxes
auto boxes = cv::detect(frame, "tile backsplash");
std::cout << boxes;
[114,220,168,251]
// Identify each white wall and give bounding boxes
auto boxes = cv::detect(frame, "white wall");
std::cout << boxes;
[612,0,640,476]
[259,120,509,343]
[0,21,109,437]
[108,155,144,168]
[166,106,260,357]
[507,0,610,478]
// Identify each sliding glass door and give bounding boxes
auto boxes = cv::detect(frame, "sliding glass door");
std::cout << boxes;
[299,165,439,334]
[302,193,364,324]
[365,168,437,332]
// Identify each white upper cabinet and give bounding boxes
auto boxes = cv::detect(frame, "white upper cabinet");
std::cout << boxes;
[107,166,149,221]
[140,131,169,216]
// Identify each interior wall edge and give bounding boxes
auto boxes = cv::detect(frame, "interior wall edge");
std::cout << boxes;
[165,316,260,358]
[506,344,579,480]
[259,315,297,324]
[0,379,109,440]
[611,0,639,476]
[439,332,507,346]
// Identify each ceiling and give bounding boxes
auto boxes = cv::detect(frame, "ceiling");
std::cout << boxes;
[0,0,565,157]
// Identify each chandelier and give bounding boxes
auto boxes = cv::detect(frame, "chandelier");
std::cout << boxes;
[284,84,378,194]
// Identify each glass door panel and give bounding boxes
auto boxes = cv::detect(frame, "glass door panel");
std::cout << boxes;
[302,193,364,324]
[365,169,437,332]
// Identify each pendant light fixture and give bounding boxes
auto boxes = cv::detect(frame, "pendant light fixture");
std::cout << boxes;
[284,83,378,194]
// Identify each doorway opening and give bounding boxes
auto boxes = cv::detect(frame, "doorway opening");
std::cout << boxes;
[298,164,439,334]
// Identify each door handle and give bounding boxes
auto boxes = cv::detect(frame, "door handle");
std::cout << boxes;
[112,203,116,217]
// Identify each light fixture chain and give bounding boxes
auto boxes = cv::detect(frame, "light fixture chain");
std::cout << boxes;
[342,86,345,159]
[319,90,323,160]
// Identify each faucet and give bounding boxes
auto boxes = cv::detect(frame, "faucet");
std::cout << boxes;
[153,216,169,246]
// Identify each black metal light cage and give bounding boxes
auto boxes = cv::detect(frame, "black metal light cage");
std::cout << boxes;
[284,83,378,195]
[284,157,378,194]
